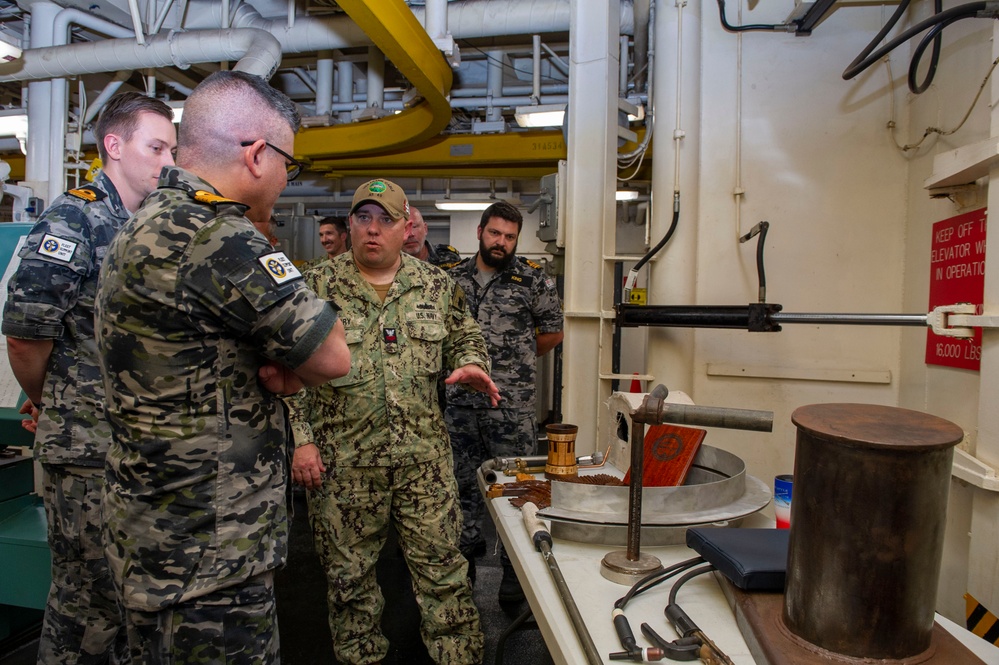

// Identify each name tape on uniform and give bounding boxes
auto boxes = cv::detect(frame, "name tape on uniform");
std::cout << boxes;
[38,234,78,263]
[258,252,302,285]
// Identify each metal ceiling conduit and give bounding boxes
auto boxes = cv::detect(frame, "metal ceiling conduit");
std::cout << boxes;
[183,0,634,51]
[0,28,282,82]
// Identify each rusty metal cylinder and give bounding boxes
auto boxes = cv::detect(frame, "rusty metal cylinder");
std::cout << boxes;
[783,403,963,660]
[545,424,579,480]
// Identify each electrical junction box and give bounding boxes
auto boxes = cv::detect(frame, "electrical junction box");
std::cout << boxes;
[536,160,566,246]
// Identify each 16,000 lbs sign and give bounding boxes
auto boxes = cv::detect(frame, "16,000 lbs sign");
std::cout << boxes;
[926,208,986,370]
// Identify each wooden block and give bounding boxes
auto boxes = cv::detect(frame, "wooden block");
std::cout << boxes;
[623,424,706,487]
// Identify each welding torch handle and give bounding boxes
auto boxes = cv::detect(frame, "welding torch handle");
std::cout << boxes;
[522,503,603,665]
[522,501,553,552]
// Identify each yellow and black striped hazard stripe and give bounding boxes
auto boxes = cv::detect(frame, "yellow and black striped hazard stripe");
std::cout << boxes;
[965,593,999,646]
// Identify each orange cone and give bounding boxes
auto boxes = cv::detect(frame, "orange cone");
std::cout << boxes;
[629,373,642,393]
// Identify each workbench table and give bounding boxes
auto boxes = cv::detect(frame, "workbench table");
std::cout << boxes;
[481,470,999,665]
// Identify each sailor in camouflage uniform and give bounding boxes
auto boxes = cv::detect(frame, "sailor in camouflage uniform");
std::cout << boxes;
[403,206,461,269]
[301,216,349,271]
[446,200,564,602]
[3,92,176,665]
[94,71,350,664]
[291,180,497,665]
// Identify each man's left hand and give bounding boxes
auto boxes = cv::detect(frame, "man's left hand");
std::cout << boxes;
[445,365,501,407]
[258,362,304,395]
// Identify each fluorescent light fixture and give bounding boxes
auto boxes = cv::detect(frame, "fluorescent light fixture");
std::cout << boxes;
[514,103,566,128]
[167,101,184,124]
[0,109,28,138]
[435,199,494,212]
[0,30,22,62]
[616,189,640,201]
[435,196,522,212]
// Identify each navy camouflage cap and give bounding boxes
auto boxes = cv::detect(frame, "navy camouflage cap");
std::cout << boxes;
[350,179,410,221]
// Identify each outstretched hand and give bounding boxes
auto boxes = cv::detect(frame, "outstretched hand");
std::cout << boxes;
[445,365,501,407]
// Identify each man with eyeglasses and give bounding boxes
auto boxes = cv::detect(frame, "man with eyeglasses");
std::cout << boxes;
[290,179,496,665]
[95,71,351,662]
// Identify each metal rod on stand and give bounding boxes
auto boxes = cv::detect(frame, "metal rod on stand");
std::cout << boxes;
[601,385,775,585]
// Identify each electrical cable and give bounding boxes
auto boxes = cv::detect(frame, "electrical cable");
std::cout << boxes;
[842,2,990,85]
[739,221,769,303]
[667,563,715,607]
[716,0,790,33]
[622,191,679,301]
[609,557,704,662]
[908,0,944,94]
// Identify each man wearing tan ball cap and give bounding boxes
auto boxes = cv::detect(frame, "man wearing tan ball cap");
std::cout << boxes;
[290,178,498,664]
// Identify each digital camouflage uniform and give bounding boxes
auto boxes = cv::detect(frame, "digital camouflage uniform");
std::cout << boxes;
[95,166,339,665]
[1,171,130,664]
[446,255,563,553]
[290,253,486,665]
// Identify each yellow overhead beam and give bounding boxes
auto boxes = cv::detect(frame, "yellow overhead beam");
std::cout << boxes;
[296,0,453,159]
[307,130,567,173]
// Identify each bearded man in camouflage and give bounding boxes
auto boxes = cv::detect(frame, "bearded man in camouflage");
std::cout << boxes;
[446,200,564,603]
[95,71,350,663]
[290,179,497,665]
[3,91,176,664]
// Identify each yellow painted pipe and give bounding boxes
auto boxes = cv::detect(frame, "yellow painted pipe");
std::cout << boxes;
[296,0,453,160]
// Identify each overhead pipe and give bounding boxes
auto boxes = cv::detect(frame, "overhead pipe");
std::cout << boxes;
[337,59,355,122]
[0,28,283,82]
[425,0,448,42]
[125,0,147,45]
[315,51,334,117]
[450,83,569,97]
[486,49,503,122]
[49,8,134,193]
[25,1,59,207]
[531,34,541,103]
[150,0,177,35]
[182,0,634,47]
[367,46,385,111]
[83,71,133,124]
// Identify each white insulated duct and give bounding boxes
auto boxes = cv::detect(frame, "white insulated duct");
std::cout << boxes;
[183,0,635,52]
[0,28,283,82]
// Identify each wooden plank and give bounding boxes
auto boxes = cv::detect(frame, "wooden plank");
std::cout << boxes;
[623,424,706,487]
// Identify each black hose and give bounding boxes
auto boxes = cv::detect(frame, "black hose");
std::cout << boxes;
[614,556,703,610]
[756,221,768,303]
[632,192,679,274]
[843,0,911,79]
[843,3,988,83]
[716,0,787,33]
[908,0,944,94]
[668,564,716,606]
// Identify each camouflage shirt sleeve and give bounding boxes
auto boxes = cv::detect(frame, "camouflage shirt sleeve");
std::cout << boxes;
[532,270,564,334]
[2,203,94,339]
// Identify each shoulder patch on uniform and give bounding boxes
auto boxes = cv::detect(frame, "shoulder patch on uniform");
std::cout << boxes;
[438,261,461,270]
[192,190,238,206]
[37,234,78,263]
[519,256,543,270]
[445,245,458,253]
[258,252,303,285]
[66,186,105,202]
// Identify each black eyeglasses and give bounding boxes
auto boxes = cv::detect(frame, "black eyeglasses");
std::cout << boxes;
[240,140,303,182]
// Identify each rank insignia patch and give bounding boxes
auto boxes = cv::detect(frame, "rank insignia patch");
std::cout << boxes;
[258,252,302,285]
[38,234,78,263]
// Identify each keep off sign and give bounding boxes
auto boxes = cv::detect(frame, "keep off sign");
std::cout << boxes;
[925,208,986,370]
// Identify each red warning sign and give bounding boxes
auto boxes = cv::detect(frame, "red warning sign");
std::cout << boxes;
[925,208,986,370]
